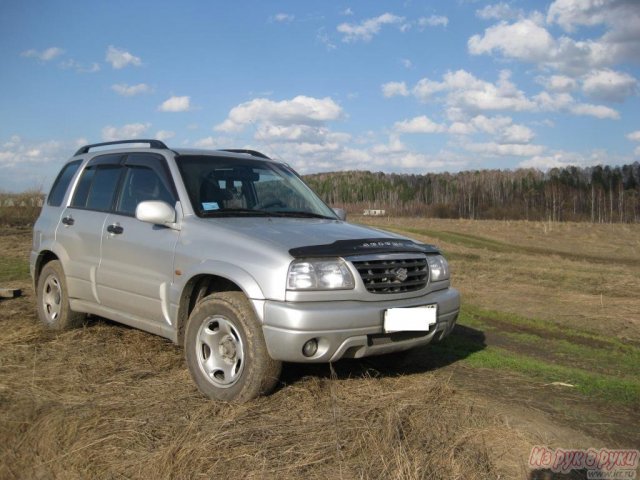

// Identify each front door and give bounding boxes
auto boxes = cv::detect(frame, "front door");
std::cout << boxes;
[96,153,180,326]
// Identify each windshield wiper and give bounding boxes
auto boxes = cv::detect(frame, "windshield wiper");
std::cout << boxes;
[200,208,272,217]
[268,211,336,219]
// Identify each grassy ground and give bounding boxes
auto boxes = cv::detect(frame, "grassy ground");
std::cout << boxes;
[358,216,640,447]
[1,220,639,478]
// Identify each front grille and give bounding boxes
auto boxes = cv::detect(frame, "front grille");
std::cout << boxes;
[352,256,429,294]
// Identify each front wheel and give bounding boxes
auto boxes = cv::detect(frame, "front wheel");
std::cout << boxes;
[184,291,282,402]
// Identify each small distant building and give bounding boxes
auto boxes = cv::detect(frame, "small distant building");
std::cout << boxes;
[363,209,386,216]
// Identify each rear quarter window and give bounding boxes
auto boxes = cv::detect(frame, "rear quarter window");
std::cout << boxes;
[47,160,81,207]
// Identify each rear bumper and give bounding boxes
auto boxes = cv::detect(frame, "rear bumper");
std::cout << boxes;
[262,288,460,362]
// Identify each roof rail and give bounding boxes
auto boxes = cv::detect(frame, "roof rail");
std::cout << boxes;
[218,149,271,159]
[74,139,169,156]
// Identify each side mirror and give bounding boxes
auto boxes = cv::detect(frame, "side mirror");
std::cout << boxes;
[136,201,178,228]
[332,207,347,221]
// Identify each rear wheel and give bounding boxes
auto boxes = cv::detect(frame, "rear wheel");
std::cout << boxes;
[36,260,84,330]
[184,291,281,402]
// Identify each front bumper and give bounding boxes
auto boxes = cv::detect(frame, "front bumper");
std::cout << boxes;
[262,287,460,362]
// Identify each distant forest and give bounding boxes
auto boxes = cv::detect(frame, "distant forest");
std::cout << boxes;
[304,162,640,223]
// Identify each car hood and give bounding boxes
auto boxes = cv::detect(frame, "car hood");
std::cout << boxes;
[206,217,437,256]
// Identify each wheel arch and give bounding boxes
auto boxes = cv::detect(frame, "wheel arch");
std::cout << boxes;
[33,250,59,288]
[176,273,247,346]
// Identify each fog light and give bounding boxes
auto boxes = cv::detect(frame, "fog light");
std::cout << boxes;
[302,339,318,357]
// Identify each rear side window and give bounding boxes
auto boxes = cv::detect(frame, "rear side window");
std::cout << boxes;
[71,165,123,212]
[47,160,81,207]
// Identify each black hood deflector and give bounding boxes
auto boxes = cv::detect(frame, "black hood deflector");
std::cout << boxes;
[289,238,440,258]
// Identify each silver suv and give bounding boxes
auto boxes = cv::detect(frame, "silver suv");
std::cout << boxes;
[31,140,460,402]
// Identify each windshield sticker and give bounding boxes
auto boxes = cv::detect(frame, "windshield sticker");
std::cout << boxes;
[202,202,219,211]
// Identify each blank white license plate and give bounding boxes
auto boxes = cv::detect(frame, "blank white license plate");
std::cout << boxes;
[384,305,437,333]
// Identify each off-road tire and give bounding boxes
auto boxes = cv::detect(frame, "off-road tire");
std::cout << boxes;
[184,291,282,402]
[36,260,84,330]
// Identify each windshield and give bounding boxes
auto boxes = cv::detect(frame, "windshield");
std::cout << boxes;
[176,155,337,219]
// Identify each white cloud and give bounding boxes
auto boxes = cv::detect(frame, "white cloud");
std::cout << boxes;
[215,95,343,132]
[105,46,142,69]
[271,13,294,23]
[400,58,413,69]
[471,2,640,74]
[158,96,191,112]
[393,116,446,134]
[111,83,152,96]
[634,146,640,157]
[518,149,615,170]
[417,15,448,28]
[582,69,637,102]
[382,81,409,98]
[465,142,545,157]
[341,8,354,16]
[533,91,575,111]
[0,136,72,192]
[537,75,577,92]
[569,103,620,119]
[412,78,448,100]
[411,70,534,111]
[533,91,620,119]
[59,59,100,73]
[446,114,535,144]
[193,136,226,148]
[519,152,581,169]
[337,13,405,42]
[102,123,151,141]
[21,47,64,61]
[255,124,350,144]
[436,70,536,112]
[316,27,337,51]
[470,115,512,135]
[448,122,477,135]
[547,0,636,32]
[468,19,555,63]
[476,3,523,21]
[0,137,64,167]
[627,130,640,142]
[500,124,535,144]
[155,130,175,141]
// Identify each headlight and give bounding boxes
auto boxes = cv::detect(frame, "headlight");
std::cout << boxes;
[427,255,450,282]
[287,258,355,290]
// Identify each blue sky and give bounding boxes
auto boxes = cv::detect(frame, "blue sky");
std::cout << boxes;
[1,0,639,192]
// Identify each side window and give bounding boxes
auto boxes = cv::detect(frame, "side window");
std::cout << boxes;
[71,165,123,212]
[116,166,175,216]
[47,160,81,207]
[71,168,95,207]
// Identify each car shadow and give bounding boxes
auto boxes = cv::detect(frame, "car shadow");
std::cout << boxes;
[278,324,486,387]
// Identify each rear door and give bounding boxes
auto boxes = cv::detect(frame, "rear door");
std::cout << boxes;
[55,154,124,302]
[97,153,180,325]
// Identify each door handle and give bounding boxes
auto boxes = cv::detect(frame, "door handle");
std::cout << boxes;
[107,224,124,235]
[61,216,75,226]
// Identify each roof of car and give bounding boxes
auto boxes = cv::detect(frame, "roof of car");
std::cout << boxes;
[173,148,278,162]
[72,140,278,163]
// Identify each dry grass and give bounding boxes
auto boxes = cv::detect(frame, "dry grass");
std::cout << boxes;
[0,294,531,479]
[4,221,634,479]
[0,191,43,227]
[358,216,640,343]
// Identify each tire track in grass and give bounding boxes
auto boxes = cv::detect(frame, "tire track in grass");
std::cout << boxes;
[386,226,640,267]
